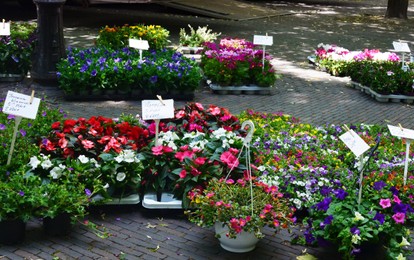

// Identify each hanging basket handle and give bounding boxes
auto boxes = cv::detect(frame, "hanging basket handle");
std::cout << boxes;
[241,120,255,146]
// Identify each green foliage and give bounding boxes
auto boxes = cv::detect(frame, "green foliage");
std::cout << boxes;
[179,24,221,47]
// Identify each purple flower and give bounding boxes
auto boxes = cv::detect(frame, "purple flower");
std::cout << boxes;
[320,186,332,196]
[91,69,97,76]
[350,226,360,235]
[80,64,89,73]
[315,197,332,211]
[0,124,5,130]
[373,212,385,224]
[320,215,333,229]
[7,114,15,120]
[85,189,92,197]
[373,181,386,191]
[19,129,26,137]
[150,75,158,84]
[113,66,118,72]
[42,111,47,117]
[18,191,24,196]
[334,188,348,200]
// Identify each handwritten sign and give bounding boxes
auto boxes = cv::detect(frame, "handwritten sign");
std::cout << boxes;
[142,99,174,120]
[392,41,410,53]
[2,91,40,119]
[387,124,414,140]
[339,130,370,157]
[0,21,10,36]
[253,35,273,46]
[129,39,149,50]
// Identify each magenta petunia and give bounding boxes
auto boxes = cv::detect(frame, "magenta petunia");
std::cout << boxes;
[392,212,405,224]
[379,198,391,209]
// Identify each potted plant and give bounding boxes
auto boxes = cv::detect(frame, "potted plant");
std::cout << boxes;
[56,47,202,99]
[0,172,43,244]
[200,38,279,94]
[0,21,37,81]
[185,177,295,252]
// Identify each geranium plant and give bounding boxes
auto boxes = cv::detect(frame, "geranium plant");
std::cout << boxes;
[57,47,202,97]
[185,177,295,239]
[200,38,278,87]
[0,21,37,76]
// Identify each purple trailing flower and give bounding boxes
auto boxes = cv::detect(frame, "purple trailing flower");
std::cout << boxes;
[373,181,386,191]
[18,191,24,196]
[0,124,5,130]
[150,75,158,84]
[320,215,333,229]
[91,69,97,76]
[315,197,332,211]
[334,188,348,200]
[85,189,92,197]
[350,226,360,235]
[373,212,385,224]
[19,129,26,137]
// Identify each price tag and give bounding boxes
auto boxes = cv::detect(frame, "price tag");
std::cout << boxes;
[142,99,174,120]
[387,124,414,140]
[253,35,273,46]
[3,91,40,119]
[0,20,10,36]
[392,41,410,53]
[129,39,149,50]
[339,130,370,157]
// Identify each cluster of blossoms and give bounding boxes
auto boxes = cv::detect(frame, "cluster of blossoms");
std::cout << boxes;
[315,43,400,62]
[200,38,277,87]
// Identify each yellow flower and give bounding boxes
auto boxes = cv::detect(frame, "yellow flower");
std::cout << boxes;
[353,211,364,221]
[396,253,406,260]
[399,237,410,247]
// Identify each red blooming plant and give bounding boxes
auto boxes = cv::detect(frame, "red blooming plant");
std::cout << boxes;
[185,177,295,239]
[34,115,151,197]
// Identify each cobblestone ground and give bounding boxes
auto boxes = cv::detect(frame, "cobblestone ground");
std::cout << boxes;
[1,0,414,259]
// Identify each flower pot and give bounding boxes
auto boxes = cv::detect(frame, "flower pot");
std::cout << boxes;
[0,219,26,245]
[214,222,260,253]
[43,213,72,236]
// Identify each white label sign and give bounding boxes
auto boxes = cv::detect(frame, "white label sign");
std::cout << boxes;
[142,99,174,120]
[339,130,370,157]
[253,35,273,46]
[392,41,410,52]
[388,124,414,140]
[0,22,10,36]
[3,91,40,119]
[129,39,149,50]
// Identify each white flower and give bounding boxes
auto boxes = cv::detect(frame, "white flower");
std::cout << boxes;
[50,166,65,179]
[399,237,410,247]
[28,156,41,170]
[257,166,266,172]
[353,212,365,221]
[114,154,124,163]
[41,159,52,169]
[351,234,361,244]
[90,158,100,168]
[103,183,110,189]
[78,155,89,164]
[116,172,126,182]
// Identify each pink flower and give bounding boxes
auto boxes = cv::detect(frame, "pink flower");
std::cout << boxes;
[179,170,187,179]
[208,106,221,115]
[58,137,68,149]
[220,151,239,168]
[393,195,401,204]
[175,110,186,119]
[392,212,405,224]
[194,157,207,165]
[226,179,235,184]
[81,139,94,150]
[151,146,164,156]
[379,198,391,208]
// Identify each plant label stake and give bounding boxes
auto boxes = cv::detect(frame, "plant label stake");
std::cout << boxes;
[141,96,174,146]
[339,125,370,205]
[392,41,411,71]
[0,19,10,36]
[225,120,255,216]
[253,34,273,72]
[129,38,149,62]
[2,90,40,165]
[387,124,414,185]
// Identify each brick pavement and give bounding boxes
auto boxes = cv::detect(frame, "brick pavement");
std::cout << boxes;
[1,0,414,259]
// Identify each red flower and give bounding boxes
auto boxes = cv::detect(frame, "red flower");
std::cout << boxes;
[104,137,121,153]
[58,137,68,149]
[175,150,194,162]
[179,170,187,179]
[51,121,60,129]
[82,139,95,150]
[63,119,77,133]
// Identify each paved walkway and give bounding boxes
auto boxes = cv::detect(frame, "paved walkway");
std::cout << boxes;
[1,0,414,259]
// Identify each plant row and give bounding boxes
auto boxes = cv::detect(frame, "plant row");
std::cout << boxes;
[314,43,414,95]
[1,96,413,258]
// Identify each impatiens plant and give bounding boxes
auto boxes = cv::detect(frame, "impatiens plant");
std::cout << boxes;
[200,38,278,87]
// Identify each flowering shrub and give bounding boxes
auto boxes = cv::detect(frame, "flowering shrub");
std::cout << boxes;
[0,21,37,75]
[57,47,202,96]
[96,24,170,50]
[313,43,414,95]
[201,38,278,87]
[185,177,295,239]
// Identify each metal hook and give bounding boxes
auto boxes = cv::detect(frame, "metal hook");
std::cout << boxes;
[241,120,255,146]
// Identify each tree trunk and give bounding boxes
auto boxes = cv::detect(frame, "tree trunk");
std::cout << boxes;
[385,0,409,19]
